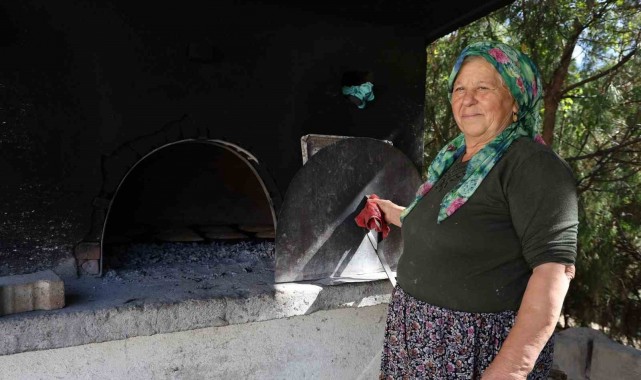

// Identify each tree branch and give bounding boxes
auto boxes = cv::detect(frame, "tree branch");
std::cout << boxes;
[562,48,637,95]
[567,137,641,161]
[592,168,641,183]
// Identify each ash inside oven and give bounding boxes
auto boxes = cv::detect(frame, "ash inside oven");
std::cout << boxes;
[100,239,275,299]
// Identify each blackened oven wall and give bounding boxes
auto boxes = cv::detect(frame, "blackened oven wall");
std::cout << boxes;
[0,0,426,272]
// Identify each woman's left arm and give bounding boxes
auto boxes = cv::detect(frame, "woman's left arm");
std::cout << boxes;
[481,263,574,379]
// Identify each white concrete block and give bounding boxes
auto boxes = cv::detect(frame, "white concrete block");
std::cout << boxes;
[0,270,65,316]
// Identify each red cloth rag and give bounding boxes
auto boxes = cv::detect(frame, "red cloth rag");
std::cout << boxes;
[354,194,390,239]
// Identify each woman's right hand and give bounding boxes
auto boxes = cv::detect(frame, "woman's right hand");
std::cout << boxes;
[368,197,406,228]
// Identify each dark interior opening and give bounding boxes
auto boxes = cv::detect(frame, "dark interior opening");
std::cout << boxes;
[102,141,276,274]
[341,70,373,87]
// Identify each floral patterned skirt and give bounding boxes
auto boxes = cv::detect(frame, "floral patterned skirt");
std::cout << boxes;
[380,286,554,379]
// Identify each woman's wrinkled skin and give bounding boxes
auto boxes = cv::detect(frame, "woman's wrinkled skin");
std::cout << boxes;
[451,57,518,161]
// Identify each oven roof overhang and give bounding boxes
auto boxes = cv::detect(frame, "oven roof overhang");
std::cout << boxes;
[264,0,515,42]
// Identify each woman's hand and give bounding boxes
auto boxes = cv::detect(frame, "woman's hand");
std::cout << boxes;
[368,197,406,227]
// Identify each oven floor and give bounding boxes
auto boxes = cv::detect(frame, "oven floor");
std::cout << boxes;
[57,240,276,313]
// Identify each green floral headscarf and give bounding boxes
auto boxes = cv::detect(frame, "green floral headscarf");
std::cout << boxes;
[400,41,545,224]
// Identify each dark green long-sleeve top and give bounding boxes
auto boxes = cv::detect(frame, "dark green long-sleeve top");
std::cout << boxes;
[396,138,579,313]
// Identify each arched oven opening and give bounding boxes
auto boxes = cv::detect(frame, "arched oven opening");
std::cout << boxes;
[99,140,278,288]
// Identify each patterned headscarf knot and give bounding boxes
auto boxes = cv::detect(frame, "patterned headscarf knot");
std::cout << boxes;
[401,41,545,224]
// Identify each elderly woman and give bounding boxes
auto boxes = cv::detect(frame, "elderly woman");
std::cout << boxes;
[371,42,578,379]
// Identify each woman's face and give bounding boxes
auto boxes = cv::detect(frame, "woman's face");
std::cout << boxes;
[451,58,517,144]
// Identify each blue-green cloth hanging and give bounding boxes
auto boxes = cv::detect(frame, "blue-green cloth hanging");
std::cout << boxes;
[341,82,375,109]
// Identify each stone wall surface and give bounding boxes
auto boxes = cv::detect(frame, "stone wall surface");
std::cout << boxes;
[0,304,387,380]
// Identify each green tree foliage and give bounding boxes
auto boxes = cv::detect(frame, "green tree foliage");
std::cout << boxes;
[425,0,641,346]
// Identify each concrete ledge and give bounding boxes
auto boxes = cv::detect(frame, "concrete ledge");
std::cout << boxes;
[0,270,65,316]
[0,280,392,356]
[0,304,388,379]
